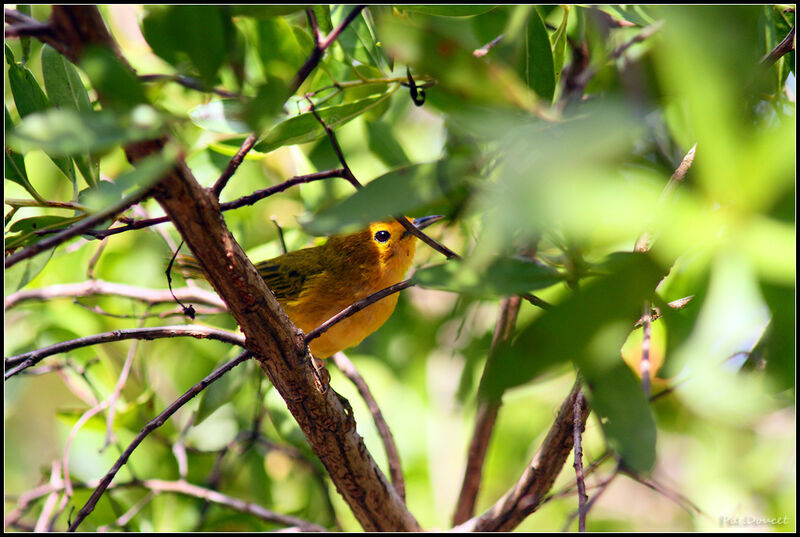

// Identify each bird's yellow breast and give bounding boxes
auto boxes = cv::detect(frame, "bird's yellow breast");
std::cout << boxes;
[281,244,412,358]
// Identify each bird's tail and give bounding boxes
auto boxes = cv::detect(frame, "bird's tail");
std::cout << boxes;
[171,253,206,280]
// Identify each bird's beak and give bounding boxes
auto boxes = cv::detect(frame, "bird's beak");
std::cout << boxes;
[401,215,444,238]
[411,215,444,230]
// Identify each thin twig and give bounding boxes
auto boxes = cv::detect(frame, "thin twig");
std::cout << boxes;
[452,296,522,525]
[291,6,366,95]
[138,73,240,98]
[8,475,325,531]
[4,180,163,269]
[634,144,697,253]
[331,352,406,502]
[67,351,252,531]
[5,325,245,379]
[101,323,143,452]
[563,464,620,531]
[210,132,259,198]
[72,169,348,240]
[5,279,225,310]
[473,34,505,58]
[760,26,795,68]
[304,280,414,344]
[456,381,589,532]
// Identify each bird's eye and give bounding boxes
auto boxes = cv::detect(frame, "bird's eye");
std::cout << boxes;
[374,230,391,243]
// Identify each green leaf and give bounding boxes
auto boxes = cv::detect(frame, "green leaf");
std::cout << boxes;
[583,362,657,473]
[256,17,307,79]
[5,215,85,251]
[596,5,655,26]
[366,121,411,167]
[17,5,32,63]
[304,158,472,235]
[41,45,98,187]
[479,252,664,400]
[414,256,564,298]
[243,78,290,132]
[4,106,44,202]
[550,6,570,84]
[41,45,93,114]
[313,5,332,34]
[141,6,231,85]
[523,9,556,102]
[196,357,246,425]
[400,6,499,17]
[79,47,147,110]
[6,43,48,117]
[758,281,795,392]
[3,245,54,293]
[6,43,77,186]
[7,108,163,157]
[340,10,391,73]
[253,92,393,154]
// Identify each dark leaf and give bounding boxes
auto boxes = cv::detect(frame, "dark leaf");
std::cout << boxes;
[304,158,473,235]
[413,256,564,298]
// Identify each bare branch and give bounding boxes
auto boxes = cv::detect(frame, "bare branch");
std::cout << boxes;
[5,325,245,379]
[5,279,225,310]
[291,6,366,95]
[453,296,522,524]
[331,352,405,502]
[210,132,259,198]
[456,381,589,532]
[634,144,697,253]
[67,351,252,531]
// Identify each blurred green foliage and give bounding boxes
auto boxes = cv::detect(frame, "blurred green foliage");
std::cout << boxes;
[5,4,795,532]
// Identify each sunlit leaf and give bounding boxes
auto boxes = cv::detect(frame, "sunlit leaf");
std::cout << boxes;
[7,108,163,156]
[253,92,393,154]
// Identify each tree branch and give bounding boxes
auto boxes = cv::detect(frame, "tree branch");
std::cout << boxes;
[5,279,225,310]
[72,168,348,240]
[456,381,589,532]
[5,325,246,379]
[452,296,522,524]
[210,132,259,198]
[4,179,163,269]
[304,280,415,344]
[331,352,406,502]
[67,351,252,531]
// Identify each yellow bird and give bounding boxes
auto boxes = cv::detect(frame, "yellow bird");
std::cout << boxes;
[177,215,443,358]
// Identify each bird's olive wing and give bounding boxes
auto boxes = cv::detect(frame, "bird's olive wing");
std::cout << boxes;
[254,250,326,303]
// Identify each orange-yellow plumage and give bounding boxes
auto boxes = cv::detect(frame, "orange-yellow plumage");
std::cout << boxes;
[178,216,441,358]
